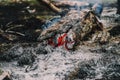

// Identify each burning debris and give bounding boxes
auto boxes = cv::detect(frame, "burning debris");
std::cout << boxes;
[0,0,119,49]
[38,9,110,50]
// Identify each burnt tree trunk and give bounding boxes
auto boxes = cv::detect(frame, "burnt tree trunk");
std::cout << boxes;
[117,0,120,14]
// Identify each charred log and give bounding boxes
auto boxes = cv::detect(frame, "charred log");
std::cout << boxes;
[38,10,110,48]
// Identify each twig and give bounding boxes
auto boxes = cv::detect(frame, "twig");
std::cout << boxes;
[5,31,25,36]
[5,25,24,31]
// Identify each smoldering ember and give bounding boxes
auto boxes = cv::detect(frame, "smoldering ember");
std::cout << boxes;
[0,0,120,80]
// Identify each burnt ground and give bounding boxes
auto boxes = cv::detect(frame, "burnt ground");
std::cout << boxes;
[0,1,57,43]
[0,1,58,53]
[0,1,120,80]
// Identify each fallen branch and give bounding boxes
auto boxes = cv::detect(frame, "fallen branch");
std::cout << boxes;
[37,0,62,13]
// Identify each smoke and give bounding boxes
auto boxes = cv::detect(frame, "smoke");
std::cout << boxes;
[85,0,102,3]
